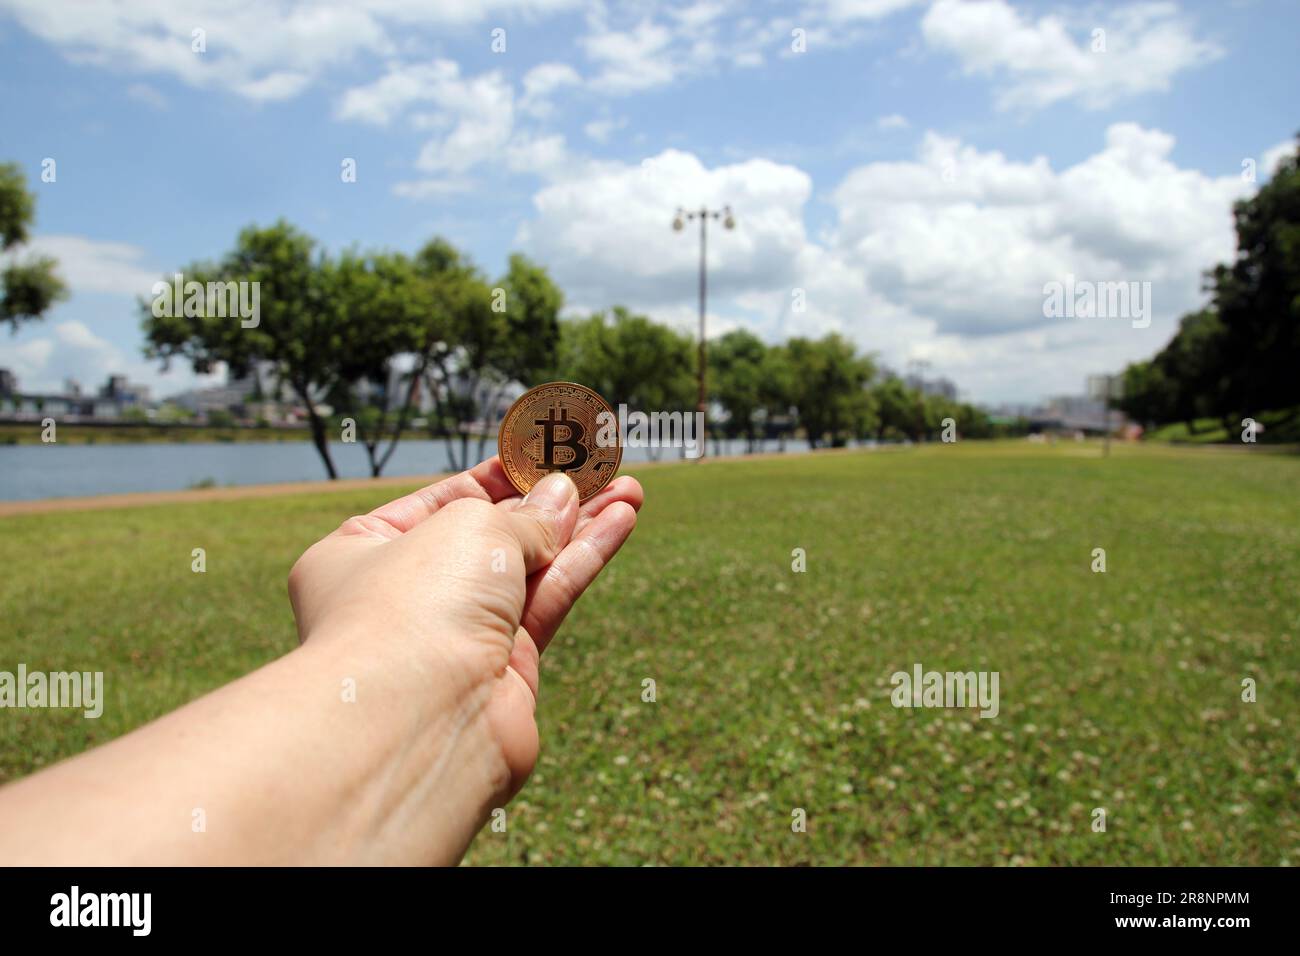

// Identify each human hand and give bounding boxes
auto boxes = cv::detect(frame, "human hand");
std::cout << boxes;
[0,457,641,868]
[286,456,642,855]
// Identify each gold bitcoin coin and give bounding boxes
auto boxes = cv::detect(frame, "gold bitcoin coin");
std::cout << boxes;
[498,381,622,502]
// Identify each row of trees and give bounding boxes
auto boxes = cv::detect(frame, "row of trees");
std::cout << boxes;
[1116,137,1299,436]
[139,222,1002,479]
[2,163,1002,479]
[572,310,999,451]
[142,223,561,477]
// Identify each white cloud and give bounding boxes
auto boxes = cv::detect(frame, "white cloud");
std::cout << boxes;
[10,235,161,297]
[337,59,516,174]
[832,123,1250,337]
[1262,139,1296,177]
[335,59,460,126]
[416,73,514,173]
[584,116,627,143]
[574,0,921,93]
[338,55,586,193]
[234,70,313,102]
[514,124,1257,403]
[921,0,1221,111]
[827,122,1253,396]
[0,0,394,101]
[0,337,54,385]
[876,113,909,130]
[520,62,581,117]
[580,19,677,93]
[518,149,814,309]
[0,0,589,101]
[514,147,935,366]
[504,133,573,177]
[0,321,219,397]
[816,0,924,22]
[0,236,222,396]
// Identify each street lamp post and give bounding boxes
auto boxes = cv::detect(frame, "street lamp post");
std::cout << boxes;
[673,205,734,457]
[1087,373,1124,457]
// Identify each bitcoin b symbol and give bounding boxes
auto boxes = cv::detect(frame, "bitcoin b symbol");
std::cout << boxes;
[537,406,588,471]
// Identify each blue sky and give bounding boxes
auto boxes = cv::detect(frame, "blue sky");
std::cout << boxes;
[1,0,1296,404]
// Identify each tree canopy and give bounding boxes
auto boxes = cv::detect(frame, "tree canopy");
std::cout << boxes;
[1,161,67,332]
[142,219,1001,478]
[1118,137,1300,435]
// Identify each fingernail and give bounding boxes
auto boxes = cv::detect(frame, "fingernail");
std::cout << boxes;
[522,472,577,511]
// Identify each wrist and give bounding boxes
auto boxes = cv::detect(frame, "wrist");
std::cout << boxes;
[296,630,512,864]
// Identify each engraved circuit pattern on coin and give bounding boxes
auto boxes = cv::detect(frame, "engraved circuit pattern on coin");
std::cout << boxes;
[498,381,622,502]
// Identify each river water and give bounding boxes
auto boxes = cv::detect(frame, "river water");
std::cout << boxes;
[0,437,817,501]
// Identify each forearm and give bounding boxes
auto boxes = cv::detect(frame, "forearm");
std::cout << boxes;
[0,634,507,865]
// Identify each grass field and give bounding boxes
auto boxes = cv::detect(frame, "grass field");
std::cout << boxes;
[1,441,1296,865]
[1145,406,1300,445]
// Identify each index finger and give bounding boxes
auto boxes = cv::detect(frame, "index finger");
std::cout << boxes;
[365,456,520,534]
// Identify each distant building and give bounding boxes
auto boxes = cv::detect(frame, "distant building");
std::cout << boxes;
[100,374,150,405]
[424,372,525,432]
[0,372,152,422]
[168,361,305,424]
[881,365,960,402]
[1028,394,1128,434]
[927,377,959,401]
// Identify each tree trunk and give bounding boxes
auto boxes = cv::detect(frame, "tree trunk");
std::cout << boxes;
[301,394,338,480]
[375,360,429,477]
[475,384,506,464]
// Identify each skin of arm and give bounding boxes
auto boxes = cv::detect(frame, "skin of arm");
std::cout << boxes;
[0,459,642,865]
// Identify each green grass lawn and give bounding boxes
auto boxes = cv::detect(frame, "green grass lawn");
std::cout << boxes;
[1145,406,1300,445]
[1,441,1296,865]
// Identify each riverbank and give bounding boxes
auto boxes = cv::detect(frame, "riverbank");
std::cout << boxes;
[0,472,436,517]
[0,421,315,445]
[0,442,870,516]
[0,435,820,503]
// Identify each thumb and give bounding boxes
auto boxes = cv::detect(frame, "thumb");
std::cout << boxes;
[505,472,580,575]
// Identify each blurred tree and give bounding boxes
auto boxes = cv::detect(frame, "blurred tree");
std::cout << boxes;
[871,376,914,441]
[0,162,67,331]
[481,254,562,461]
[1116,359,1177,430]
[557,307,695,458]
[758,344,797,451]
[1209,135,1300,416]
[785,333,876,448]
[955,401,995,439]
[1096,139,1300,438]
[141,221,347,478]
[558,307,695,410]
[920,392,959,441]
[420,247,563,469]
[206,409,236,429]
[710,328,767,452]
[324,251,434,476]
[1154,309,1231,432]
